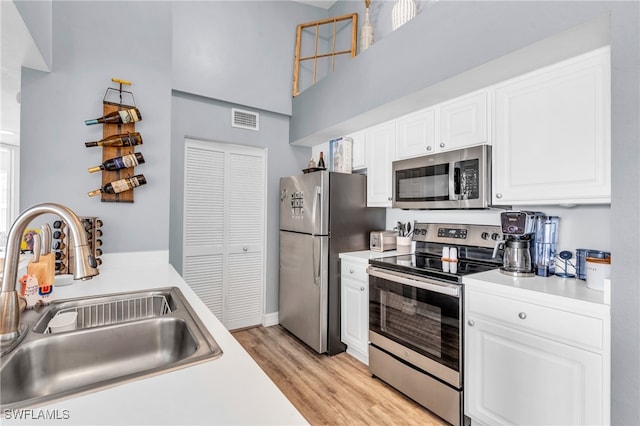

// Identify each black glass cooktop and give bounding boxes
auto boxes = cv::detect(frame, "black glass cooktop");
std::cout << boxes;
[369,253,500,284]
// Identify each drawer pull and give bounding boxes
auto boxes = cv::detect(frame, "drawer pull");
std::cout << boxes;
[518,312,527,320]
[467,320,475,326]
[349,269,355,274]
[360,286,365,292]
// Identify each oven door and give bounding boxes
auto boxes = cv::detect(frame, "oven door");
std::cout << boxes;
[392,152,458,209]
[367,266,462,388]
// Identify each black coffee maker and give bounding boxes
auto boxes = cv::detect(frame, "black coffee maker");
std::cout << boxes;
[499,211,544,277]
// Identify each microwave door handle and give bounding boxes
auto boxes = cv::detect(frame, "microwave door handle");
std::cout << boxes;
[449,161,460,200]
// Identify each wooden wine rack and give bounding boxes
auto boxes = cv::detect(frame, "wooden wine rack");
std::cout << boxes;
[102,78,138,202]
[86,78,143,203]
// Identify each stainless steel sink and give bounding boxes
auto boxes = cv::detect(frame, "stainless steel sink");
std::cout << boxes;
[0,287,223,410]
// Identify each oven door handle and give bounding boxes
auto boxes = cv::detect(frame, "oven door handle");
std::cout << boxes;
[367,266,460,298]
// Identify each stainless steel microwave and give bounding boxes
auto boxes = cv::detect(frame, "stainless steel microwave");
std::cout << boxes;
[392,145,492,209]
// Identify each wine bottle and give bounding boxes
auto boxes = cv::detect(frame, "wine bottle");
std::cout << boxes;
[88,152,145,173]
[88,174,147,197]
[55,252,66,261]
[85,132,143,148]
[317,151,326,169]
[53,220,65,229]
[53,231,65,240]
[85,108,142,126]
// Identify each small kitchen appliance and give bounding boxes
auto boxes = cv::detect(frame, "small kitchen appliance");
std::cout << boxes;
[499,211,543,277]
[534,216,560,277]
[392,145,492,209]
[370,231,397,252]
[367,222,503,426]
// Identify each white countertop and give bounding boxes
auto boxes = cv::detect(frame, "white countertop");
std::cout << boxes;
[463,269,610,315]
[339,249,404,264]
[3,251,308,426]
[340,250,609,315]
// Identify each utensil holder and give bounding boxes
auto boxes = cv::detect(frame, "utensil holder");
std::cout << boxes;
[397,236,412,254]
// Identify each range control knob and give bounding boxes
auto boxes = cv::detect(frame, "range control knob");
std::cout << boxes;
[481,232,490,240]
[491,233,501,241]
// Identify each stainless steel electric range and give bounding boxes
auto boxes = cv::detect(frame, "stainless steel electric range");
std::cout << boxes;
[367,222,504,426]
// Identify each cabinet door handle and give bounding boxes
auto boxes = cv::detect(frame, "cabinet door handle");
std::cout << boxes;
[387,196,392,201]
[467,320,475,326]
[496,193,503,199]
[426,146,432,151]
[349,269,355,274]
[360,286,365,291]
[243,247,248,252]
[518,312,527,320]
[439,142,445,148]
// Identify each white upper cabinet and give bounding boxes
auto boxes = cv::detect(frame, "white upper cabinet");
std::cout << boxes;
[395,108,437,159]
[349,130,367,170]
[366,121,396,207]
[492,47,611,205]
[439,90,489,151]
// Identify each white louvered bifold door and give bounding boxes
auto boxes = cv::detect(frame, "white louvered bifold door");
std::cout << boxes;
[226,152,265,329]
[183,139,266,330]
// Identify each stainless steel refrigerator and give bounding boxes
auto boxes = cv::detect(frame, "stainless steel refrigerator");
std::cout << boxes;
[279,171,385,355]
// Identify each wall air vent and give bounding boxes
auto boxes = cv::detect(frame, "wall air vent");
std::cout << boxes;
[231,108,259,131]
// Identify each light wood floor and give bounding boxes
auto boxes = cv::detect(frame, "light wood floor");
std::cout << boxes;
[232,325,446,426]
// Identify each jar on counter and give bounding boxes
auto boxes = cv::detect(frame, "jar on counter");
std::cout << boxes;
[585,255,611,291]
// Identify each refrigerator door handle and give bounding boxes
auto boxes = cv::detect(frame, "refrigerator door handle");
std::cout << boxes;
[312,236,320,285]
[311,185,321,236]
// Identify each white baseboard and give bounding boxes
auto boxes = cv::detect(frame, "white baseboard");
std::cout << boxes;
[262,311,279,327]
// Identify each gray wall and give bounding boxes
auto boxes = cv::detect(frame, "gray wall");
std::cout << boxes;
[169,1,325,314]
[172,1,325,116]
[20,1,173,253]
[170,91,308,313]
[13,0,52,70]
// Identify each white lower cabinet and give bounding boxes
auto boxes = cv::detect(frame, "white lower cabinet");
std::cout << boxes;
[340,259,369,364]
[465,286,610,426]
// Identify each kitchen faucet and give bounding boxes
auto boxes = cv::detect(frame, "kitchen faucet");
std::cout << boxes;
[0,203,99,341]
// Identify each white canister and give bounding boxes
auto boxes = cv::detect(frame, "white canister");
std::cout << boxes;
[585,256,611,291]
[396,236,412,254]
